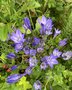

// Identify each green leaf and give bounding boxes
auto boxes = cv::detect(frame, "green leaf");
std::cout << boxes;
[0,53,6,60]
[48,0,56,8]
[35,20,41,31]
[17,76,32,90]
[19,27,25,34]
[0,23,12,41]
[18,0,41,12]
[26,0,41,9]
[26,29,31,34]
[65,0,72,3]
[31,65,42,80]
[0,53,6,63]
[0,82,19,90]
[53,85,64,90]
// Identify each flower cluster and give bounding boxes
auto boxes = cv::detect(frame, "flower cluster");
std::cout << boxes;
[6,16,72,89]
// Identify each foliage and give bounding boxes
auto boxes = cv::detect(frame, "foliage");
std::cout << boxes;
[45,64,72,90]
[17,76,32,90]
[0,0,72,90]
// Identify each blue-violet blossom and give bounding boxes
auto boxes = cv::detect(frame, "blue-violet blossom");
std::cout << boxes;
[25,66,32,75]
[40,62,47,70]
[33,80,42,90]
[38,16,53,35]
[44,55,58,68]
[11,30,25,43]
[23,17,31,30]
[29,57,38,67]
[32,37,40,46]
[7,53,16,59]
[37,47,44,53]
[15,43,23,53]
[53,48,62,58]
[6,74,23,83]
[54,28,61,38]
[23,46,30,55]
[10,65,18,71]
[62,51,72,60]
[30,49,36,56]
[59,39,67,46]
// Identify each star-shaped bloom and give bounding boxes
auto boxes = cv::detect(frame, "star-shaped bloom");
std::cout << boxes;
[23,46,30,55]
[53,48,62,58]
[25,66,32,75]
[38,15,47,25]
[41,56,48,63]
[54,28,61,38]
[23,17,31,30]
[29,57,38,67]
[33,80,42,90]
[45,18,53,31]
[38,15,53,35]
[45,30,52,35]
[30,49,36,56]
[32,37,40,46]
[37,47,44,53]
[46,54,58,68]
[40,62,47,70]
[15,43,23,53]
[59,39,67,46]
[62,51,72,60]
[11,30,25,43]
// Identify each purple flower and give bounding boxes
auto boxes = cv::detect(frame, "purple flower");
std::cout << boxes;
[23,48,36,56]
[38,16,53,35]
[54,28,61,38]
[45,18,53,31]
[62,51,72,60]
[29,57,38,67]
[11,30,25,43]
[23,17,31,30]
[6,74,22,83]
[15,43,23,53]
[37,47,44,53]
[40,62,47,70]
[10,65,18,71]
[25,66,32,75]
[45,30,52,35]
[23,46,30,55]
[30,49,36,56]
[59,39,67,46]
[53,48,62,58]
[41,56,48,63]
[7,53,16,59]
[45,54,58,68]
[40,25,46,34]
[38,15,47,25]
[33,37,40,46]
[33,80,42,90]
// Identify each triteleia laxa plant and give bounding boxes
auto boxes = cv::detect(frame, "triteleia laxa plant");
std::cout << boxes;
[5,16,72,90]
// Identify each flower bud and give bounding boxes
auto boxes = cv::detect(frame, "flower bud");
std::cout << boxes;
[6,74,22,83]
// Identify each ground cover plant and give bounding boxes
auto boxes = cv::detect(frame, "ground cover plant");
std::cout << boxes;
[0,0,72,90]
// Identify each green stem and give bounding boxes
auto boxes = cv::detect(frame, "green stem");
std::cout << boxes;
[28,9,34,30]
[12,59,15,65]
[43,0,48,13]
